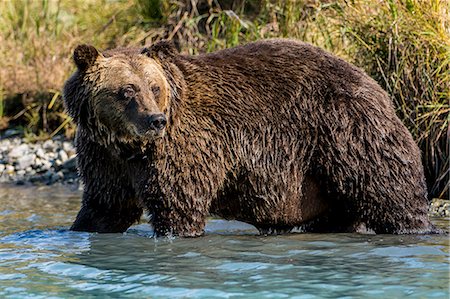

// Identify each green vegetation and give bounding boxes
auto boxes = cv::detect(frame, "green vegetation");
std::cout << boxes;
[0,0,448,197]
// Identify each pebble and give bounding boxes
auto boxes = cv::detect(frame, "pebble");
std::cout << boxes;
[8,144,29,159]
[36,148,46,159]
[5,165,15,174]
[62,157,77,171]
[16,154,36,170]
[0,136,79,186]
[430,198,450,217]
[58,150,69,163]
[42,140,54,151]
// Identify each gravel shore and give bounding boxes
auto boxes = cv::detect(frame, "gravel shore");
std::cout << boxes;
[0,135,448,217]
[0,136,79,185]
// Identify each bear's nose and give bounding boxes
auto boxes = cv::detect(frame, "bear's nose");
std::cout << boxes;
[148,114,167,131]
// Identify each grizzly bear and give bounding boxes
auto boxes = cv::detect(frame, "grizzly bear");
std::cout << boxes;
[63,39,436,236]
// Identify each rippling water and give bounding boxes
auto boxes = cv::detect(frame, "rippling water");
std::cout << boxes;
[0,185,449,298]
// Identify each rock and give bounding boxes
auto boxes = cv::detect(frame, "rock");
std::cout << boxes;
[5,164,15,174]
[49,171,64,184]
[3,129,21,138]
[8,144,29,159]
[42,140,55,151]
[40,160,53,172]
[0,136,79,185]
[29,175,44,183]
[62,141,74,152]
[36,148,46,159]
[16,154,36,170]
[62,157,77,171]
[0,139,11,151]
[43,170,53,179]
[58,150,69,162]
[34,157,43,168]
[429,198,450,217]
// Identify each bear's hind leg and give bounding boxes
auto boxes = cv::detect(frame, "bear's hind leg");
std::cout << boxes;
[315,103,435,234]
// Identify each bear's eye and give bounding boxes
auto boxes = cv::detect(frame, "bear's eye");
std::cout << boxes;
[120,85,136,99]
[151,85,161,99]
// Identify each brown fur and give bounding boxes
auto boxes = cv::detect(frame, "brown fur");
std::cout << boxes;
[63,39,437,236]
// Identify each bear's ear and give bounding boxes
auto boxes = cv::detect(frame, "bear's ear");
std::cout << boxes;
[141,40,178,60]
[73,44,101,71]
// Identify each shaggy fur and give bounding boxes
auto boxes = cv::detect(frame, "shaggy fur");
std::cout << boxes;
[64,39,436,236]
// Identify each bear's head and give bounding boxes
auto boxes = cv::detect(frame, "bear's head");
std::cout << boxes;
[63,42,178,146]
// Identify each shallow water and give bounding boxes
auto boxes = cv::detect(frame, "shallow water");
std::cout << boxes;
[0,185,449,298]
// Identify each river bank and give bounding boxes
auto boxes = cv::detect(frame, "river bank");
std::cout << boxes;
[0,136,78,186]
[0,135,448,217]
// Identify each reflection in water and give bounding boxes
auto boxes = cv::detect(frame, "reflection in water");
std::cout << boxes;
[0,184,449,298]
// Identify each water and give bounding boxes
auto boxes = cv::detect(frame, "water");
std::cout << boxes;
[0,185,449,298]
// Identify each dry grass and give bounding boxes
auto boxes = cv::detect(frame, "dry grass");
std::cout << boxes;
[0,0,448,197]
[340,0,449,198]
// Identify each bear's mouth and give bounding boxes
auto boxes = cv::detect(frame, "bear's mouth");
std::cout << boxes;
[133,125,166,140]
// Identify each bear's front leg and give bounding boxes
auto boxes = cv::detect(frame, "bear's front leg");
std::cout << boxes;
[71,136,143,233]
[71,190,142,233]
[148,194,208,237]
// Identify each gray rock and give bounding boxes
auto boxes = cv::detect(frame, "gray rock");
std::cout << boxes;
[56,171,64,179]
[0,164,4,173]
[62,157,77,171]
[429,198,450,217]
[0,139,11,149]
[50,171,64,183]
[36,148,46,159]
[16,169,26,176]
[58,150,69,163]
[16,154,36,170]
[34,157,43,168]
[3,129,21,138]
[8,144,29,159]
[42,140,54,151]
[5,164,15,174]
[40,160,52,171]
[62,141,74,152]
[29,175,44,183]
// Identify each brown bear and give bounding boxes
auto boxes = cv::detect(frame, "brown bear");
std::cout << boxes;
[63,39,436,237]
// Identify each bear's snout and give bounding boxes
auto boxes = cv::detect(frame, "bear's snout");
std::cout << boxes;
[146,114,167,131]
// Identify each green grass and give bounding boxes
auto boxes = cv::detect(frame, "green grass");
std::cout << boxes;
[0,0,448,198]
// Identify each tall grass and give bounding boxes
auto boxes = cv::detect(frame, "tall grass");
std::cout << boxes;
[0,0,448,198]
[341,0,449,198]
[0,0,150,137]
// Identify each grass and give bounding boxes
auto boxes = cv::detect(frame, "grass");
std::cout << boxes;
[0,0,448,198]
[340,0,449,198]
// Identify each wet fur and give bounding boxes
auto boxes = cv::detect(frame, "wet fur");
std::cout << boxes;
[64,39,436,236]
